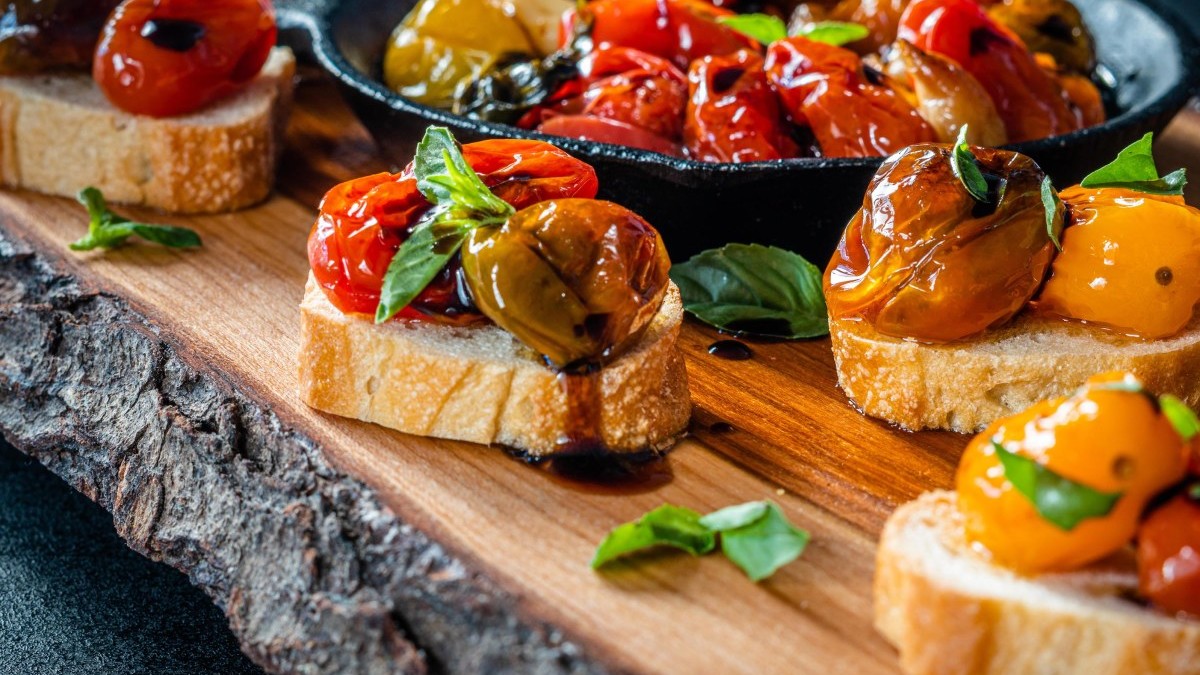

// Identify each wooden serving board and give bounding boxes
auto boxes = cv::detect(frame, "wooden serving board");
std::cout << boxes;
[1,77,1197,675]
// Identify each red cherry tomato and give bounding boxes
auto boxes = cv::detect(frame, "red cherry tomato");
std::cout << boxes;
[765,37,936,158]
[94,0,277,117]
[1137,490,1200,617]
[537,115,683,156]
[898,0,1078,142]
[561,0,756,70]
[685,49,797,163]
[308,140,599,323]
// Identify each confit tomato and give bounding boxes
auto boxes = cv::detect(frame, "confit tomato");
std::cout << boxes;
[1138,490,1200,617]
[899,0,1079,142]
[94,0,277,117]
[824,143,1057,341]
[684,49,798,163]
[1034,187,1200,339]
[765,37,936,158]
[308,139,599,324]
[957,372,1189,573]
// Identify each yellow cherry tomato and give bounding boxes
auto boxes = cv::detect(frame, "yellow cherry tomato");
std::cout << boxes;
[956,372,1189,573]
[1035,186,1200,338]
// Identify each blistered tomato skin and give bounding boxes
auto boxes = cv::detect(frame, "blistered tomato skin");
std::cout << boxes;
[956,373,1189,573]
[1035,187,1200,339]
[307,140,599,324]
[461,199,671,369]
[93,0,277,118]
[684,49,798,163]
[765,37,936,158]
[1138,491,1200,618]
[824,143,1057,342]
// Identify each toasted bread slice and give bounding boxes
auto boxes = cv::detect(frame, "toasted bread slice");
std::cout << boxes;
[830,314,1200,433]
[0,47,295,214]
[298,275,692,457]
[875,491,1200,675]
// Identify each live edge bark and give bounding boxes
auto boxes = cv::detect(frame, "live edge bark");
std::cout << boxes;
[0,227,610,675]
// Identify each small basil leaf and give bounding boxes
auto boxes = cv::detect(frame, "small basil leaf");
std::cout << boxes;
[715,502,810,582]
[950,125,990,203]
[670,243,829,339]
[414,127,514,218]
[1159,394,1200,442]
[718,14,788,44]
[1080,132,1187,195]
[1041,176,1063,251]
[994,441,1123,531]
[798,21,870,46]
[591,505,716,568]
[130,224,202,248]
[70,187,200,251]
[376,218,471,324]
[698,501,769,531]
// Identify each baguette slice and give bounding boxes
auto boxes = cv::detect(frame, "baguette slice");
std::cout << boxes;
[0,47,295,214]
[298,275,692,457]
[830,314,1200,433]
[875,491,1200,675]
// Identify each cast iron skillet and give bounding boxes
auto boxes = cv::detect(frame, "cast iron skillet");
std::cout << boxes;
[275,0,1200,261]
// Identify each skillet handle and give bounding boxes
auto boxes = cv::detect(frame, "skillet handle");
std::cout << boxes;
[274,0,338,61]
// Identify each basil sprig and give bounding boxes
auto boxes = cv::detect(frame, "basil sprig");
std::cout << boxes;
[950,125,991,203]
[993,441,1123,531]
[70,187,201,252]
[1080,132,1187,195]
[1040,176,1064,250]
[375,127,513,324]
[1159,394,1200,442]
[719,14,868,47]
[670,243,828,339]
[592,500,809,581]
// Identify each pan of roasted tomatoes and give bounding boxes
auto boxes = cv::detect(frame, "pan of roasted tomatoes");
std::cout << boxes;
[275,0,1200,261]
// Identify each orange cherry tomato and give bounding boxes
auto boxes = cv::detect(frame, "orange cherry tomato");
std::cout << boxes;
[93,0,277,117]
[1035,186,1200,339]
[684,49,798,163]
[1137,490,1200,617]
[562,0,756,70]
[307,139,599,323]
[899,0,1079,142]
[764,37,936,158]
[957,372,1189,573]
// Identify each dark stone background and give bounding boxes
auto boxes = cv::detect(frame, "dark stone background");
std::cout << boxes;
[0,3,1196,671]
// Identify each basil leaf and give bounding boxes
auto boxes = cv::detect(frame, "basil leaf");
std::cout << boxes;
[950,125,989,203]
[670,243,829,339]
[1190,484,1200,501]
[993,441,1123,531]
[699,501,769,531]
[714,502,810,582]
[591,505,716,568]
[718,14,788,44]
[1041,176,1063,251]
[376,217,471,324]
[1080,132,1187,195]
[70,187,201,251]
[414,126,514,218]
[798,21,870,46]
[1159,394,1200,442]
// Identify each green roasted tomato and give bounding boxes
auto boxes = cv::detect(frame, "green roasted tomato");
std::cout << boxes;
[461,198,671,369]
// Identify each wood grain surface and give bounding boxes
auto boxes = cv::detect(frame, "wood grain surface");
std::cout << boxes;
[3,75,1198,674]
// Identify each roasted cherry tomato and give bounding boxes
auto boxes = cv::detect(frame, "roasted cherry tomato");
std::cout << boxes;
[684,49,798,163]
[824,143,1057,341]
[957,372,1190,573]
[0,0,122,74]
[765,37,936,158]
[1138,489,1200,618]
[93,0,277,118]
[883,39,1007,146]
[537,115,683,156]
[1034,187,1200,339]
[987,0,1095,73]
[562,0,756,70]
[462,198,671,368]
[308,139,599,324]
[899,0,1080,142]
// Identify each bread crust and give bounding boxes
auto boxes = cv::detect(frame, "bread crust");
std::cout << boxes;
[298,275,692,457]
[0,47,295,214]
[831,314,1200,432]
[875,491,1200,675]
